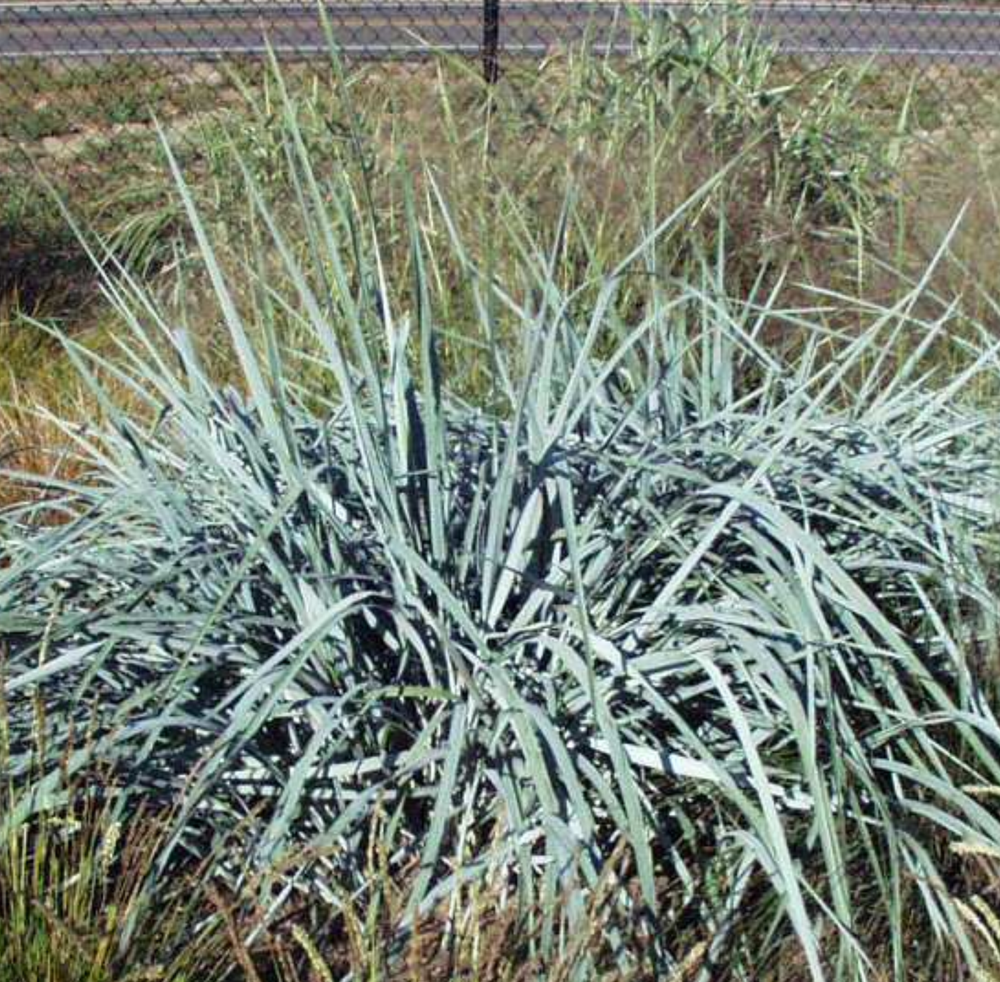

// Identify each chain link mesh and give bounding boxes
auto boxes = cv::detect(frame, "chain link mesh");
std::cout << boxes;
[1,1,997,169]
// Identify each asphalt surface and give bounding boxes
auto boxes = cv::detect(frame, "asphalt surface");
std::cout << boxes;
[1,1,999,62]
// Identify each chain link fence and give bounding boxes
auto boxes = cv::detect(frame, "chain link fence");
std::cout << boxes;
[1,1,998,173]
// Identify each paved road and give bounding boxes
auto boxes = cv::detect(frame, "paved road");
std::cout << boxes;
[1,1,999,62]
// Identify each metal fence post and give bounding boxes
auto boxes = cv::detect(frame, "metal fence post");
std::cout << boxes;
[483,0,500,84]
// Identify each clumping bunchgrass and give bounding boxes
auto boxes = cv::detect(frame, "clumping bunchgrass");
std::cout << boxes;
[3,37,1000,980]
[0,749,236,982]
[4,13,1000,982]
[951,836,1000,982]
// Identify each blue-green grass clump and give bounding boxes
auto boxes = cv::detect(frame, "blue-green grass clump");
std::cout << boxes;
[3,81,1000,982]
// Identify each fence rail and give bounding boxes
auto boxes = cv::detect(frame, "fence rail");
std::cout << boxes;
[3,1,1000,63]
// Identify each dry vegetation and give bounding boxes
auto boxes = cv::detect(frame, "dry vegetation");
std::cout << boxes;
[2,48,999,496]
